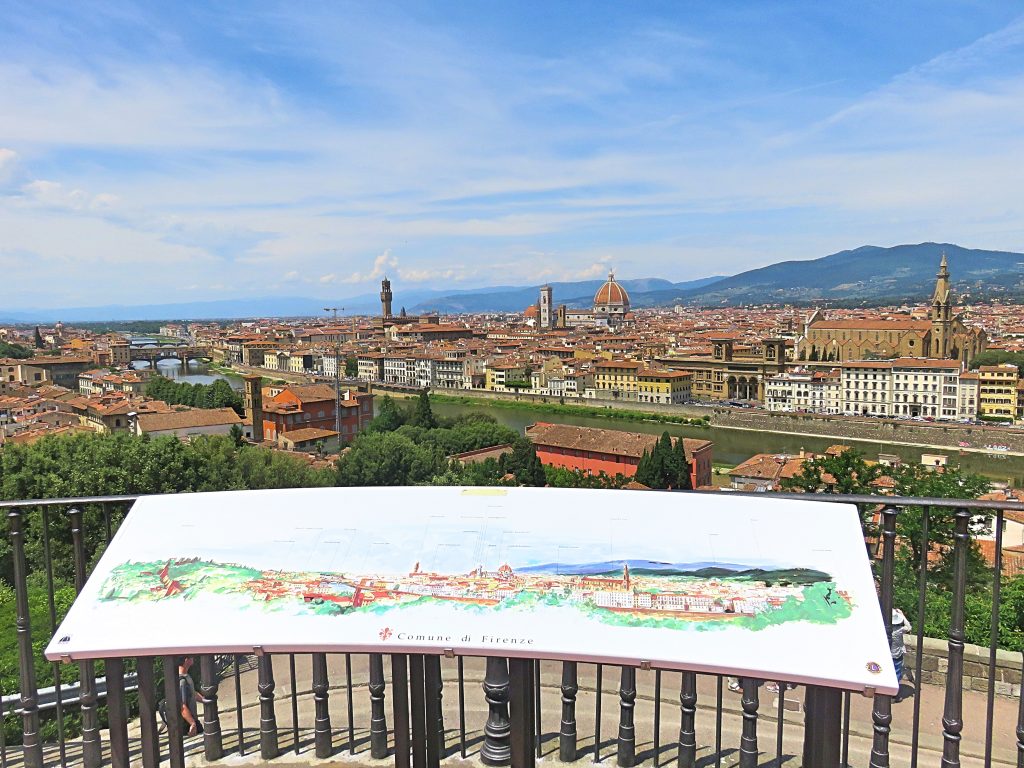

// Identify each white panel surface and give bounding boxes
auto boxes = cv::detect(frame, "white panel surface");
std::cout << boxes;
[46,486,897,694]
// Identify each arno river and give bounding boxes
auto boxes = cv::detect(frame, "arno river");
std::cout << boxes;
[425,399,1024,485]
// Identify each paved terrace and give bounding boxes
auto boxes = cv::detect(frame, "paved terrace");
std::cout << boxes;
[18,654,1019,768]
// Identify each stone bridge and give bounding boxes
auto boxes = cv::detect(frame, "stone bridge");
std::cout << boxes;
[128,345,213,363]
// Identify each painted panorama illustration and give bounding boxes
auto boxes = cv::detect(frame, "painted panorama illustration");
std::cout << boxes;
[98,556,852,632]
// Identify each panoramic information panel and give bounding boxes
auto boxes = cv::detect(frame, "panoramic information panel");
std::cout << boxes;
[46,486,897,694]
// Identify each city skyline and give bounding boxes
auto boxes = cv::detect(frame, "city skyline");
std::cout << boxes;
[2,2,1024,310]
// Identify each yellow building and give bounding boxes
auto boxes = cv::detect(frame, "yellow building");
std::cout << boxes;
[593,360,641,400]
[977,364,1018,421]
[637,370,693,404]
[485,362,529,391]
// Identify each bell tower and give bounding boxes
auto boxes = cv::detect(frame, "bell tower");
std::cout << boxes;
[929,253,952,358]
[380,277,393,319]
[243,374,263,443]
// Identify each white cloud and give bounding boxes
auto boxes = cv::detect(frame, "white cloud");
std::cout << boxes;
[0,148,19,186]
[318,274,336,284]
[21,180,120,212]
[341,250,399,284]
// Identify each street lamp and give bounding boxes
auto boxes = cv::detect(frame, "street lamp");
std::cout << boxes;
[324,307,344,443]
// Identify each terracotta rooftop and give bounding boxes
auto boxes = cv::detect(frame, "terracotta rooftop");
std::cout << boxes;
[525,422,711,462]
[136,407,242,433]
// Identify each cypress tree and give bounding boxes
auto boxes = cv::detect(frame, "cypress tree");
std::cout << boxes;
[674,438,693,490]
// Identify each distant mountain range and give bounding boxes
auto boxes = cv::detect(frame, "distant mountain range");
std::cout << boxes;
[672,242,1024,306]
[517,559,830,584]
[3,242,1021,322]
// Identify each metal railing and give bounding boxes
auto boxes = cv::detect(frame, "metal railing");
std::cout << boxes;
[3,490,1024,767]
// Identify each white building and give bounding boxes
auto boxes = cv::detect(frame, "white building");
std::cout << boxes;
[841,361,893,417]
[764,368,841,414]
[841,358,971,420]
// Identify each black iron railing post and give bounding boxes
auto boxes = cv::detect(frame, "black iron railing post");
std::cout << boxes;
[560,660,578,762]
[424,655,442,768]
[509,658,536,768]
[433,658,445,756]
[803,686,841,768]
[257,653,279,760]
[137,657,160,768]
[163,655,186,768]
[1016,651,1024,768]
[678,672,697,768]
[200,655,224,760]
[7,508,42,768]
[617,666,637,767]
[392,654,411,768]
[869,504,898,768]
[312,652,333,758]
[370,652,389,758]
[69,507,101,768]
[739,678,759,768]
[940,507,970,768]
[105,657,129,768]
[482,657,512,766]
[410,655,427,768]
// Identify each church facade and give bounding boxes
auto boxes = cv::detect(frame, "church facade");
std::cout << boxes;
[797,255,985,366]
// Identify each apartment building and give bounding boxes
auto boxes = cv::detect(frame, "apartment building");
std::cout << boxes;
[978,364,1019,421]
[593,360,641,401]
[764,368,841,414]
[636,369,692,404]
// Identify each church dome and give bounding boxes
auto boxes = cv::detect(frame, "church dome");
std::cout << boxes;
[594,271,630,306]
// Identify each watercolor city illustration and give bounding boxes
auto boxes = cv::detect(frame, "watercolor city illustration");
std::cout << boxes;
[98,556,853,632]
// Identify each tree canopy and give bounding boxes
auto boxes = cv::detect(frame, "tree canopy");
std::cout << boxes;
[146,376,243,414]
[634,432,692,490]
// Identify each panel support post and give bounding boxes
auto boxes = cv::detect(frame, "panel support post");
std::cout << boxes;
[200,655,223,761]
[370,652,389,758]
[803,686,841,768]
[482,656,512,765]
[617,666,637,767]
[312,652,333,758]
[678,672,697,768]
[257,653,279,760]
[739,678,759,768]
[559,661,578,762]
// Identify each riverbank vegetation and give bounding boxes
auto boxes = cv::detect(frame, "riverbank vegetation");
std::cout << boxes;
[425,391,711,427]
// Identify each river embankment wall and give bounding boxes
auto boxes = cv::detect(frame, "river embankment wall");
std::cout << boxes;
[372,384,1024,455]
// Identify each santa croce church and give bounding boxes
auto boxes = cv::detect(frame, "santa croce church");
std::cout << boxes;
[797,254,986,366]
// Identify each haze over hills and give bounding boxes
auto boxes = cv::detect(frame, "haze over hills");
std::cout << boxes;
[409,276,725,314]
[3,243,1021,322]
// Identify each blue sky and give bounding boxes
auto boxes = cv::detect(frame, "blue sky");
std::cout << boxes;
[2,1,1023,310]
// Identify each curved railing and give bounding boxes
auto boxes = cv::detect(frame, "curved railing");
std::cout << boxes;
[3,490,1023,767]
